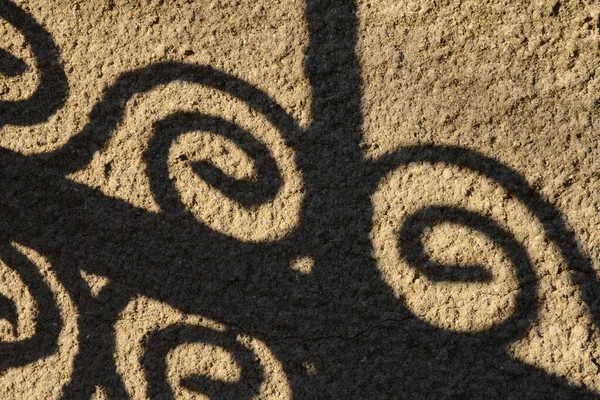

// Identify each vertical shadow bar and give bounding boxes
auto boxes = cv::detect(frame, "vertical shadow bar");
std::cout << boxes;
[303,0,363,152]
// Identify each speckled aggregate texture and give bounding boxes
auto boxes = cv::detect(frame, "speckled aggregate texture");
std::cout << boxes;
[0,0,600,398]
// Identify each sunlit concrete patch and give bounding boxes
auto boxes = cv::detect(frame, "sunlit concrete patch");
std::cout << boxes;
[68,82,304,243]
[356,0,599,161]
[115,296,291,399]
[79,270,110,299]
[91,386,108,400]
[167,342,243,396]
[371,162,600,392]
[290,255,314,275]
[0,243,78,400]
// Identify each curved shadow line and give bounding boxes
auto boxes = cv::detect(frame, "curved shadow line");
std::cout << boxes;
[399,206,499,283]
[0,242,61,371]
[398,205,538,342]
[0,0,67,127]
[146,112,283,213]
[373,145,599,327]
[39,63,302,177]
[141,324,263,400]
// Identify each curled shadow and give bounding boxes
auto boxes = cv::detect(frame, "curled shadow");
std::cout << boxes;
[0,0,67,127]
[0,242,61,371]
[146,112,283,213]
[141,324,264,400]
[0,0,599,397]
[398,205,537,341]
[360,146,600,398]
[373,145,600,327]
[400,206,498,283]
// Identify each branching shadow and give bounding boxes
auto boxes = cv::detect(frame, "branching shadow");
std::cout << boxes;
[1,0,600,398]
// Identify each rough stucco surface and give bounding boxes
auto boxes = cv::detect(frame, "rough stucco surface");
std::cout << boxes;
[0,0,600,398]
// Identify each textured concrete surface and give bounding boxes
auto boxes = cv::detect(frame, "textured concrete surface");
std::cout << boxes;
[0,0,600,398]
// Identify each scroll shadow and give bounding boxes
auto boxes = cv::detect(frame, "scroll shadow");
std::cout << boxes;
[147,112,283,211]
[0,0,599,398]
[0,0,67,127]
[365,147,600,398]
[399,206,498,283]
[398,205,539,342]
[0,242,61,371]
[39,63,302,176]
[141,324,263,400]
[374,145,600,331]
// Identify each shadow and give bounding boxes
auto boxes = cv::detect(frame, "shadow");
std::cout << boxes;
[0,292,17,334]
[0,48,28,77]
[142,324,263,399]
[0,0,67,127]
[0,242,61,371]
[147,112,283,210]
[399,206,502,283]
[0,0,600,398]
[374,144,600,331]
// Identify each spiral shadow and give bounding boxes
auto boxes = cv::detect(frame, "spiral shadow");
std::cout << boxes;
[0,0,599,398]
